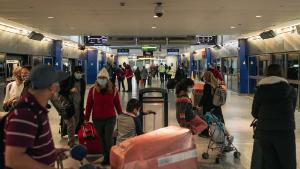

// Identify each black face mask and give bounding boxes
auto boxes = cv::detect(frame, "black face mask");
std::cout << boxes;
[16,75,23,81]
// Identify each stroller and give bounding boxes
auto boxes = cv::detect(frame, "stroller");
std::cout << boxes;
[202,112,241,164]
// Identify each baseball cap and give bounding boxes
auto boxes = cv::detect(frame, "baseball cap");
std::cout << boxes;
[29,64,69,89]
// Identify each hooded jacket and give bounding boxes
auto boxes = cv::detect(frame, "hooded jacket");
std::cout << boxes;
[251,76,297,131]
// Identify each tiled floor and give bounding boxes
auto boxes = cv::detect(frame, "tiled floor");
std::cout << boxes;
[48,78,300,168]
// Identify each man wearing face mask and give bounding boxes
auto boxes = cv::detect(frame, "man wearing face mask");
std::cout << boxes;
[60,66,86,133]
[85,68,122,166]
[4,64,71,169]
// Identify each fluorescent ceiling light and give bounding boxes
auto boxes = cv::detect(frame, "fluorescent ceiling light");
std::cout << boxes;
[152,26,157,29]
[230,26,236,29]
[256,15,262,18]
[48,16,54,19]
[153,15,158,18]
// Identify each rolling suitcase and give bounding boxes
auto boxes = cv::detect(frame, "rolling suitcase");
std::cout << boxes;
[78,122,103,154]
[166,79,176,89]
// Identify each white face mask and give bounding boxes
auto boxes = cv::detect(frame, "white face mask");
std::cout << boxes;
[52,83,60,97]
[74,73,82,80]
[97,79,107,88]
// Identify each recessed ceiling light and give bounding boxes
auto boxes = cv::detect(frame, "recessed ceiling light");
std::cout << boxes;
[48,16,54,19]
[152,26,157,29]
[256,15,262,18]
[230,26,236,29]
[153,15,158,18]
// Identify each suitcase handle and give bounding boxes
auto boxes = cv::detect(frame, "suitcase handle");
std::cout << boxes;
[82,123,96,138]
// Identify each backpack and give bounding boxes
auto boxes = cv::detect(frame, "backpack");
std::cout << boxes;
[0,102,43,168]
[212,85,227,107]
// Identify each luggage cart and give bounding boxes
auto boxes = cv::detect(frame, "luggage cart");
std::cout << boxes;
[139,88,168,132]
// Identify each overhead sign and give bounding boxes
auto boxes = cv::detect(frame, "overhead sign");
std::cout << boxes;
[84,36,108,46]
[143,51,153,56]
[117,49,129,56]
[167,49,179,55]
[197,36,217,45]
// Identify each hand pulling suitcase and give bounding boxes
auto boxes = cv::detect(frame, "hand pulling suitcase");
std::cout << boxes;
[110,126,198,169]
[78,122,103,154]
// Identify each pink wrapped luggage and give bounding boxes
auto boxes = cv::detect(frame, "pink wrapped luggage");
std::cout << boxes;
[110,126,198,169]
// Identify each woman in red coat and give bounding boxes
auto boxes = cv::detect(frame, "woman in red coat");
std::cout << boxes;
[85,68,122,166]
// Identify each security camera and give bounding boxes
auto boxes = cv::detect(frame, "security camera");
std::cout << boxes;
[154,2,163,17]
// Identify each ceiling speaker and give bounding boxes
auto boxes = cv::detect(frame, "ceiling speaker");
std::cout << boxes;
[259,30,276,39]
[295,25,300,35]
[27,31,44,41]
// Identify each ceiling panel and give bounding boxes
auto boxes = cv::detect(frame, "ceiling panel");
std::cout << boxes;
[0,0,300,36]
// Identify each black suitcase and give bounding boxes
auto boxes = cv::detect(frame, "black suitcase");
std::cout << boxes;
[167,79,177,89]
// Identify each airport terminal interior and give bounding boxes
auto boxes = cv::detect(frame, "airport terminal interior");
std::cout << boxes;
[1,0,300,168]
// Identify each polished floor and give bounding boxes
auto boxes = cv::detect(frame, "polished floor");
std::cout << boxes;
[48,77,300,169]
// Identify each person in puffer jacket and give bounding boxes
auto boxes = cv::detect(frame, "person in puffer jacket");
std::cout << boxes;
[251,64,297,169]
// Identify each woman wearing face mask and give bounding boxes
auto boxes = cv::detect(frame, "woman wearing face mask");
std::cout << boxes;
[20,65,31,95]
[60,66,86,133]
[3,67,24,111]
[84,68,122,166]
[175,78,199,129]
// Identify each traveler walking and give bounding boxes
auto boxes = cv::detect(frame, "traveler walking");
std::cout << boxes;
[141,66,148,87]
[123,63,133,92]
[116,65,126,92]
[84,68,123,166]
[134,67,141,86]
[158,63,165,84]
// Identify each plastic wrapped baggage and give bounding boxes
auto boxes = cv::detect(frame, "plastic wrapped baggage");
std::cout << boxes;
[110,126,198,169]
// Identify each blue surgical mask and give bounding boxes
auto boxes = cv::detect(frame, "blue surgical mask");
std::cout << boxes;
[97,79,107,88]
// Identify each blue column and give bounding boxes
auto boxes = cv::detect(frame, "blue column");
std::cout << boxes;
[87,49,98,84]
[52,40,62,70]
[177,55,182,66]
[239,39,249,94]
[205,48,212,67]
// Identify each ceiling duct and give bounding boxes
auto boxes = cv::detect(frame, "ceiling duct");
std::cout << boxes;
[259,30,276,39]
[27,31,44,41]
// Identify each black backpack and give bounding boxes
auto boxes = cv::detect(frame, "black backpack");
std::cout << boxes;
[0,102,43,169]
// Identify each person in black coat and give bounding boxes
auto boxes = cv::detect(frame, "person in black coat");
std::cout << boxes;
[60,66,86,133]
[251,64,297,169]
[175,66,186,82]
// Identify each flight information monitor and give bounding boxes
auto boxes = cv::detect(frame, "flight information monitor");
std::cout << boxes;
[84,36,108,46]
